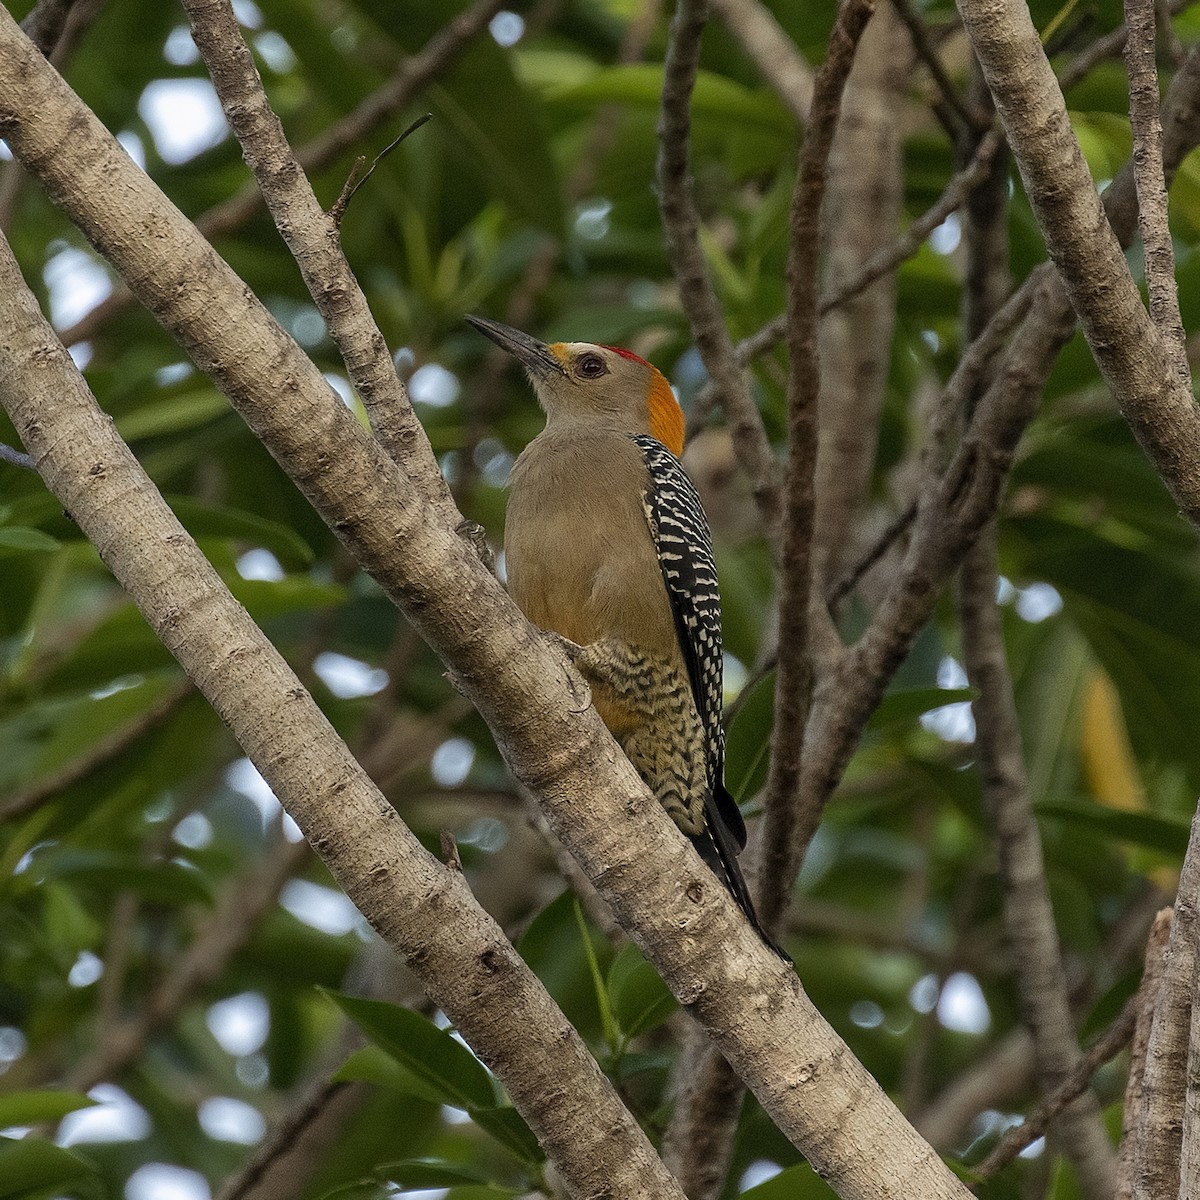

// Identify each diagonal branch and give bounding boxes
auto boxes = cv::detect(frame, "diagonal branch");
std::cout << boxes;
[0,230,686,1200]
[959,0,1200,526]
[56,0,502,349]
[182,0,456,522]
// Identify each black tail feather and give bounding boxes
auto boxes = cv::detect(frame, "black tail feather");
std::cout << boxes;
[691,807,791,962]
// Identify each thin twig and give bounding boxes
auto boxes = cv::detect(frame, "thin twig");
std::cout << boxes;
[657,0,781,528]
[972,996,1138,1183]
[890,0,985,135]
[0,442,36,470]
[688,126,1005,439]
[824,127,1005,314]
[329,113,432,226]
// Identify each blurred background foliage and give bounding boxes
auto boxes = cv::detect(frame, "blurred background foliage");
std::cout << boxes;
[0,0,1197,1196]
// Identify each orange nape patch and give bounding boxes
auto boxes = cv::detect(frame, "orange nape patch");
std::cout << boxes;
[600,346,684,455]
[645,369,684,457]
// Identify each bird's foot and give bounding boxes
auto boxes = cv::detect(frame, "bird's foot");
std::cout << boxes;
[456,520,496,576]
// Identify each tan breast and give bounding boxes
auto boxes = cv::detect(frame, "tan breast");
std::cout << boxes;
[504,428,680,662]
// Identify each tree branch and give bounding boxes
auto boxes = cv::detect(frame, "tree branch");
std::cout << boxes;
[956,68,1114,1190]
[960,533,1116,1194]
[1131,810,1200,1200]
[1116,908,1172,1200]
[0,230,686,1200]
[183,0,456,521]
[758,0,876,933]
[1124,0,1188,380]
[959,0,1200,526]
[657,0,782,528]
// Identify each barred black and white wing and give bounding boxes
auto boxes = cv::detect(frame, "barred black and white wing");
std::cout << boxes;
[631,435,726,780]
[632,434,787,959]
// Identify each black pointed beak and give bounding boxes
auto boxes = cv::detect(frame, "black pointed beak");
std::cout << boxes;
[465,315,565,378]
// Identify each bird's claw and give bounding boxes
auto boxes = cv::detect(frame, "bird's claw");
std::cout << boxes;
[456,520,496,576]
[544,631,584,663]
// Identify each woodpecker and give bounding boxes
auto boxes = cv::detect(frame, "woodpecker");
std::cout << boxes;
[467,315,783,957]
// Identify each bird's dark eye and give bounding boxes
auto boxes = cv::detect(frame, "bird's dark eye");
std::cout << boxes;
[577,353,607,378]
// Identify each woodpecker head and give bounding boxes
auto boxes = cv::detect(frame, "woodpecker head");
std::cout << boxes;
[466,315,684,457]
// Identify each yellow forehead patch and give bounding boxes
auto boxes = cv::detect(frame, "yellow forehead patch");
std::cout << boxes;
[548,343,571,366]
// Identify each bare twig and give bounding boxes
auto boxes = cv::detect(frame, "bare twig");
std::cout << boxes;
[890,0,985,134]
[0,678,194,823]
[826,500,917,607]
[329,112,432,226]
[824,129,1005,316]
[1124,0,1189,381]
[657,0,781,528]
[0,441,36,470]
[811,3,909,593]
[972,996,1138,1183]
[687,127,1005,439]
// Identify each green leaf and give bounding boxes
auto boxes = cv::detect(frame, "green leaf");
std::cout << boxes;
[573,898,619,1051]
[549,66,794,137]
[36,853,213,907]
[0,1138,97,1200]
[867,687,977,732]
[739,1164,837,1198]
[456,1107,543,1167]
[332,1045,446,1104]
[333,1049,542,1166]
[167,496,314,568]
[325,993,498,1110]
[607,942,677,1042]
[374,1160,490,1187]
[0,527,60,554]
[1037,798,1189,856]
[114,389,228,441]
[725,670,775,803]
[0,1092,96,1128]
